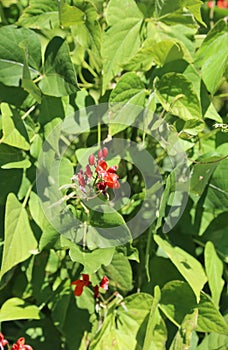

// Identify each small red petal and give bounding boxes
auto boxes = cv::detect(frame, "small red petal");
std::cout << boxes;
[23,346,33,350]
[71,279,80,285]
[103,173,119,188]
[105,180,120,189]
[207,1,214,7]
[96,160,107,174]
[100,276,109,290]
[97,181,106,191]
[107,165,118,173]
[94,285,100,298]
[82,274,90,282]
[17,338,25,346]
[74,282,84,296]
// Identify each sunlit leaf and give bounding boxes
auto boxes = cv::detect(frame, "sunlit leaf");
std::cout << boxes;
[0,297,41,321]
[0,193,37,279]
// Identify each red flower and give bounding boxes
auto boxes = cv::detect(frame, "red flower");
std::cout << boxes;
[11,337,33,350]
[71,274,91,296]
[96,161,120,189]
[100,276,109,290]
[0,333,8,349]
[103,172,120,189]
[96,160,108,174]
[217,0,228,8]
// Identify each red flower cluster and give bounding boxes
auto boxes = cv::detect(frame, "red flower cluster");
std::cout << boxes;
[72,147,120,196]
[71,274,110,298]
[208,0,228,8]
[0,334,33,350]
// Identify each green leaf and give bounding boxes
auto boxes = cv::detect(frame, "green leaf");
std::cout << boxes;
[90,293,153,350]
[154,0,183,17]
[89,205,126,227]
[144,256,184,290]
[68,239,115,275]
[124,38,192,72]
[200,213,228,263]
[1,159,31,169]
[0,144,24,167]
[101,251,133,291]
[60,3,84,26]
[39,36,79,97]
[154,73,202,121]
[184,0,206,26]
[29,191,59,251]
[110,72,145,103]
[0,297,41,321]
[190,156,219,196]
[109,72,146,135]
[30,134,43,159]
[19,319,63,350]
[37,95,65,125]
[0,169,23,206]
[58,157,74,187]
[197,293,228,335]
[159,281,196,327]
[102,0,143,92]
[197,327,228,350]
[147,21,196,55]
[0,103,30,150]
[143,286,167,350]
[0,25,41,87]
[204,159,228,211]
[154,235,207,302]
[62,2,102,71]
[195,19,228,94]
[43,117,62,152]
[21,48,42,103]
[63,296,91,350]
[17,0,59,29]
[204,241,224,307]
[170,309,198,350]
[0,193,37,279]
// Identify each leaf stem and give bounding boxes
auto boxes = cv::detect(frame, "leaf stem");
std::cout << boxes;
[22,184,33,208]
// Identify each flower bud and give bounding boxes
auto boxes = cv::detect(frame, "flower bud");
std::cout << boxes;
[102,147,108,158]
[88,154,95,166]
[85,165,92,178]
[78,172,86,187]
[98,149,103,159]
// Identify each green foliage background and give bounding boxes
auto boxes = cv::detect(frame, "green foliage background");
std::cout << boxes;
[0,0,228,349]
